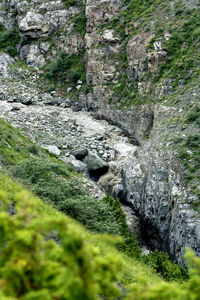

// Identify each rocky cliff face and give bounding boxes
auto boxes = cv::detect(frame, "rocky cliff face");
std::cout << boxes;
[0,0,200,265]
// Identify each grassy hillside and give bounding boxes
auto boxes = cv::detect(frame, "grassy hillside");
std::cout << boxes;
[0,119,125,234]
[0,151,200,299]
[0,118,189,279]
[0,171,161,299]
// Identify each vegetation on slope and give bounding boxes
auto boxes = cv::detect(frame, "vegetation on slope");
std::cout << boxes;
[0,24,20,57]
[0,169,200,299]
[0,118,188,282]
[0,118,122,235]
[0,173,122,299]
[45,51,86,85]
[101,0,200,107]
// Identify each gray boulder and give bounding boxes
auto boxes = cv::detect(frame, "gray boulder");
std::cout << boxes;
[83,151,109,178]
[66,155,88,176]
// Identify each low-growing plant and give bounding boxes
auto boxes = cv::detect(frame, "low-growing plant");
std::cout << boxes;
[186,105,200,125]
[72,13,87,37]
[142,250,188,282]
[0,186,122,299]
[10,158,121,234]
[45,51,86,85]
[63,0,76,9]
[0,24,20,56]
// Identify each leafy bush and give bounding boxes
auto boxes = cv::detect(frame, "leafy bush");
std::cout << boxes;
[127,249,200,300]
[185,135,200,149]
[27,144,40,155]
[10,158,121,234]
[0,24,20,56]
[63,0,76,9]
[186,106,200,125]
[142,250,188,282]
[45,51,86,85]
[178,150,189,160]
[103,194,141,258]
[72,13,87,36]
[0,186,121,299]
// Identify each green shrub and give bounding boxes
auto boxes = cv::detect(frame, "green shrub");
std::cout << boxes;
[127,249,200,299]
[142,250,188,282]
[45,51,85,85]
[102,194,141,258]
[63,0,77,9]
[0,24,20,56]
[178,150,189,160]
[0,185,121,299]
[185,135,200,149]
[27,145,40,155]
[72,13,86,37]
[186,106,200,124]
[10,158,121,234]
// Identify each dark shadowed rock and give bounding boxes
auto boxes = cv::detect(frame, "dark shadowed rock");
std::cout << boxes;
[72,148,88,160]
[83,152,109,179]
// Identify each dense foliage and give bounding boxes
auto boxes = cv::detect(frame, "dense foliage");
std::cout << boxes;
[45,51,86,85]
[0,178,121,299]
[103,194,141,258]
[142,250,188,282]
[0,173,200,299]
[127,250,200,299]
[0,24,20,56]
[10,157,121,234]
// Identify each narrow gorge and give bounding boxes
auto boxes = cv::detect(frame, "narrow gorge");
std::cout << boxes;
[0,0,200,268]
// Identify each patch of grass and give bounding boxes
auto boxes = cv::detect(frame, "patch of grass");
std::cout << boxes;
[0,24,20,56]
[153,9,200,86]
[0,119,36,166]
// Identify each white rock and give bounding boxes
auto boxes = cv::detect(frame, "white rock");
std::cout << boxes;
[0,53,15,78]
[102,29,119,42]
[42,145,61,156]
[19,11,43,32]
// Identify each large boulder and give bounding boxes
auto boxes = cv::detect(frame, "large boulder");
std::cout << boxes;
[66,155,88,176]
[83,151,109,179]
